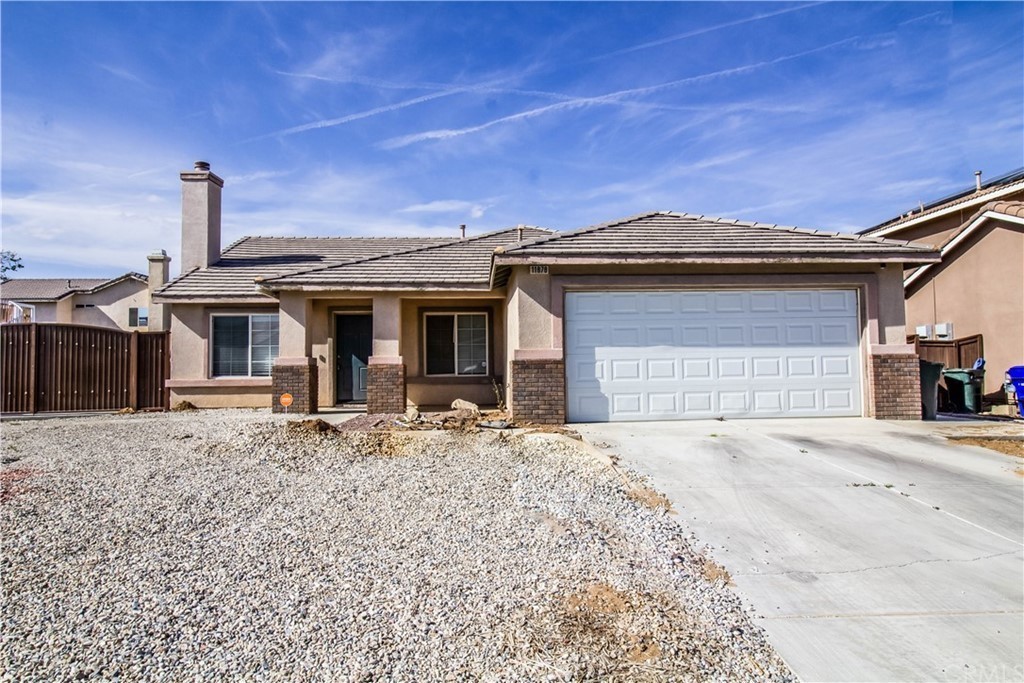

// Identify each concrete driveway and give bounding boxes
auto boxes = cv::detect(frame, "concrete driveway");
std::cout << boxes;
[577,418,1024,682]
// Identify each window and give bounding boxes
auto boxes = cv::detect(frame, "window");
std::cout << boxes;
[211,314,279,377]
[75,304,96,309]
[128,307,149,327]
[424,313,488,376]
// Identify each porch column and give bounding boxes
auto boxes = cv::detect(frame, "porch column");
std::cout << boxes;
[272,292,318,414]
[507,267,564,424]
[367,294,406,413]
[868,266,920,419]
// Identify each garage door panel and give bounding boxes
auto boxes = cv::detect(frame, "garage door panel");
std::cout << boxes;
[647,358,678,380]
[648,392,678,414]
[565,289,863,422]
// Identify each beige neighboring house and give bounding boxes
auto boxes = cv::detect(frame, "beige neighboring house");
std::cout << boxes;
[860,168,1024,396]
[0,252,172,332]
[155,162,939,423]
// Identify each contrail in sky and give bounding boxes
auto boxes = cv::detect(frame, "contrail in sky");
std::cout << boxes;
[251,3,825,141]
[381,36,860,149]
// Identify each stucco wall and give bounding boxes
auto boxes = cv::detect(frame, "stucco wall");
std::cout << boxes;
[31,302,61,323]
[167,302,278,408]
[505,263,901,352]
[71,279,150,331]
[906,220,1024,393]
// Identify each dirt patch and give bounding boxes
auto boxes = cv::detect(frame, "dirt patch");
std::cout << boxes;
[333,414,400,431]
[287,418,339,434]
[509,581,707,679]
[1,468,42,502]
[700,556,733,586]
[170,400,198,412]
[947,436,1024,458]
[626,484,674,512]
[627,638,662,664]
[519,423,583,439]
[566,582,630,615]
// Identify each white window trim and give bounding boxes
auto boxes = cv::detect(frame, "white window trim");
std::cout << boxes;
[423,311,490,377]
[209,312,280,379]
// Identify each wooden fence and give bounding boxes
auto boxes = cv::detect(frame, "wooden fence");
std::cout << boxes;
[908,333,984,370]
[1,323,169,414]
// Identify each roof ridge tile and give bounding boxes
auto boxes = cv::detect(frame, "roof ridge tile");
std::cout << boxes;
[259,226,551,284]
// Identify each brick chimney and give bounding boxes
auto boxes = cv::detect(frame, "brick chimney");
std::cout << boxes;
[180,161,223,272]
[147,250,171,331]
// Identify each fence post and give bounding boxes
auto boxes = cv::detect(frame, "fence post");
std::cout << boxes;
[162,332,171,410]
[28,323,38,414]
[129,331,139,410]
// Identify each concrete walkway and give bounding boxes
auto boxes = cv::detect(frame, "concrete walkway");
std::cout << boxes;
[577,418,1024,682]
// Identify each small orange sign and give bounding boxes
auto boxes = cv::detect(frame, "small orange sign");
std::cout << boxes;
[279,393,294,407]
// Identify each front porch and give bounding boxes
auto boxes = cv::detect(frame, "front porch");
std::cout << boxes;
[271,292,506,414]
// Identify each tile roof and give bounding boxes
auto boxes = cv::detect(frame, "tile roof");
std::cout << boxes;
[0,273,146,302]
[496,211,938,260]
[861,167,1024,236]
[156,236,458,299]
[988,200,1024,220]
[261,227,552,290]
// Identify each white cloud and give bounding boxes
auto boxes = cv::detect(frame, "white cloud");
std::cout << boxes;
[398,200,493,219]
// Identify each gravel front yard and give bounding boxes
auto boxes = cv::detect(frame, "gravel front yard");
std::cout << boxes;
[1,411,790,681]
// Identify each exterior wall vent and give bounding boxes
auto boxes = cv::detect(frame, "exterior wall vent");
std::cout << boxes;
[915,325,932,339]
[529,265,549,275]
[934,322,954,340]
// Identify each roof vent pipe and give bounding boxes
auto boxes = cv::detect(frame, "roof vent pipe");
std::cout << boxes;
[975,170,982,191]
[459,224,466,239]
[517,224,524,241]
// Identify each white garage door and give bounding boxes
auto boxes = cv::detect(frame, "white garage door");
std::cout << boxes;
[565,289,863,422]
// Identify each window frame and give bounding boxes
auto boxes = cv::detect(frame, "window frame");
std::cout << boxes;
[128,306,149,327]
[422,311,490,377]
[208,312,280,379]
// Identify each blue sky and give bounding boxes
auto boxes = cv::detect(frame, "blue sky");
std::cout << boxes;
[2,1,1022,279]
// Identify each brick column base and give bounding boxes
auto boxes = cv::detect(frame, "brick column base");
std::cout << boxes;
[271,358,318,414]
[510,359,565,424]
[367,363,406,414]
[870,354,921,420]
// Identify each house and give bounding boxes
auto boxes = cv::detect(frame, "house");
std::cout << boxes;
[860,168,1024,397]
[0,254,171,331]
[155,162,939,423]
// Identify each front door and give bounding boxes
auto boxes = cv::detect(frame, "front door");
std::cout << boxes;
[336,314,372,403]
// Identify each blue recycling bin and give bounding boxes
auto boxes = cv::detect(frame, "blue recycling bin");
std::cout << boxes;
[1006,366,1024,417]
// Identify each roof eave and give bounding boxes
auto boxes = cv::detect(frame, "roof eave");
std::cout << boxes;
[862,179,1024,237]
[256,282,497,293]
[151,294,276,305]
[493,252,941,266]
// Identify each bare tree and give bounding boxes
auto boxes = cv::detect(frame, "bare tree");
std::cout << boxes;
[1,251,23,278]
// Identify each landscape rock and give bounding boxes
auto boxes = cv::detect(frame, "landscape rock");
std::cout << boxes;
[0,410,792,681]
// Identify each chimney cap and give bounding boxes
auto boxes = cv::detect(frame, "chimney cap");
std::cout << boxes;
[194,161,211,171]
[148,249,169,261]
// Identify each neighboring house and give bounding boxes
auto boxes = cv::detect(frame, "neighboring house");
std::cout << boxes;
[860,168,1024,397]
[0,253,172,332]
[155,162,938,423]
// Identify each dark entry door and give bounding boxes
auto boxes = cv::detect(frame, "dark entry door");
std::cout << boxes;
[336,314,372,403]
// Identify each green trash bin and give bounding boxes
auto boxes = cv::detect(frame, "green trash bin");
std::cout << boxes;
[942,368,984,413]
[919,360,943,420]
